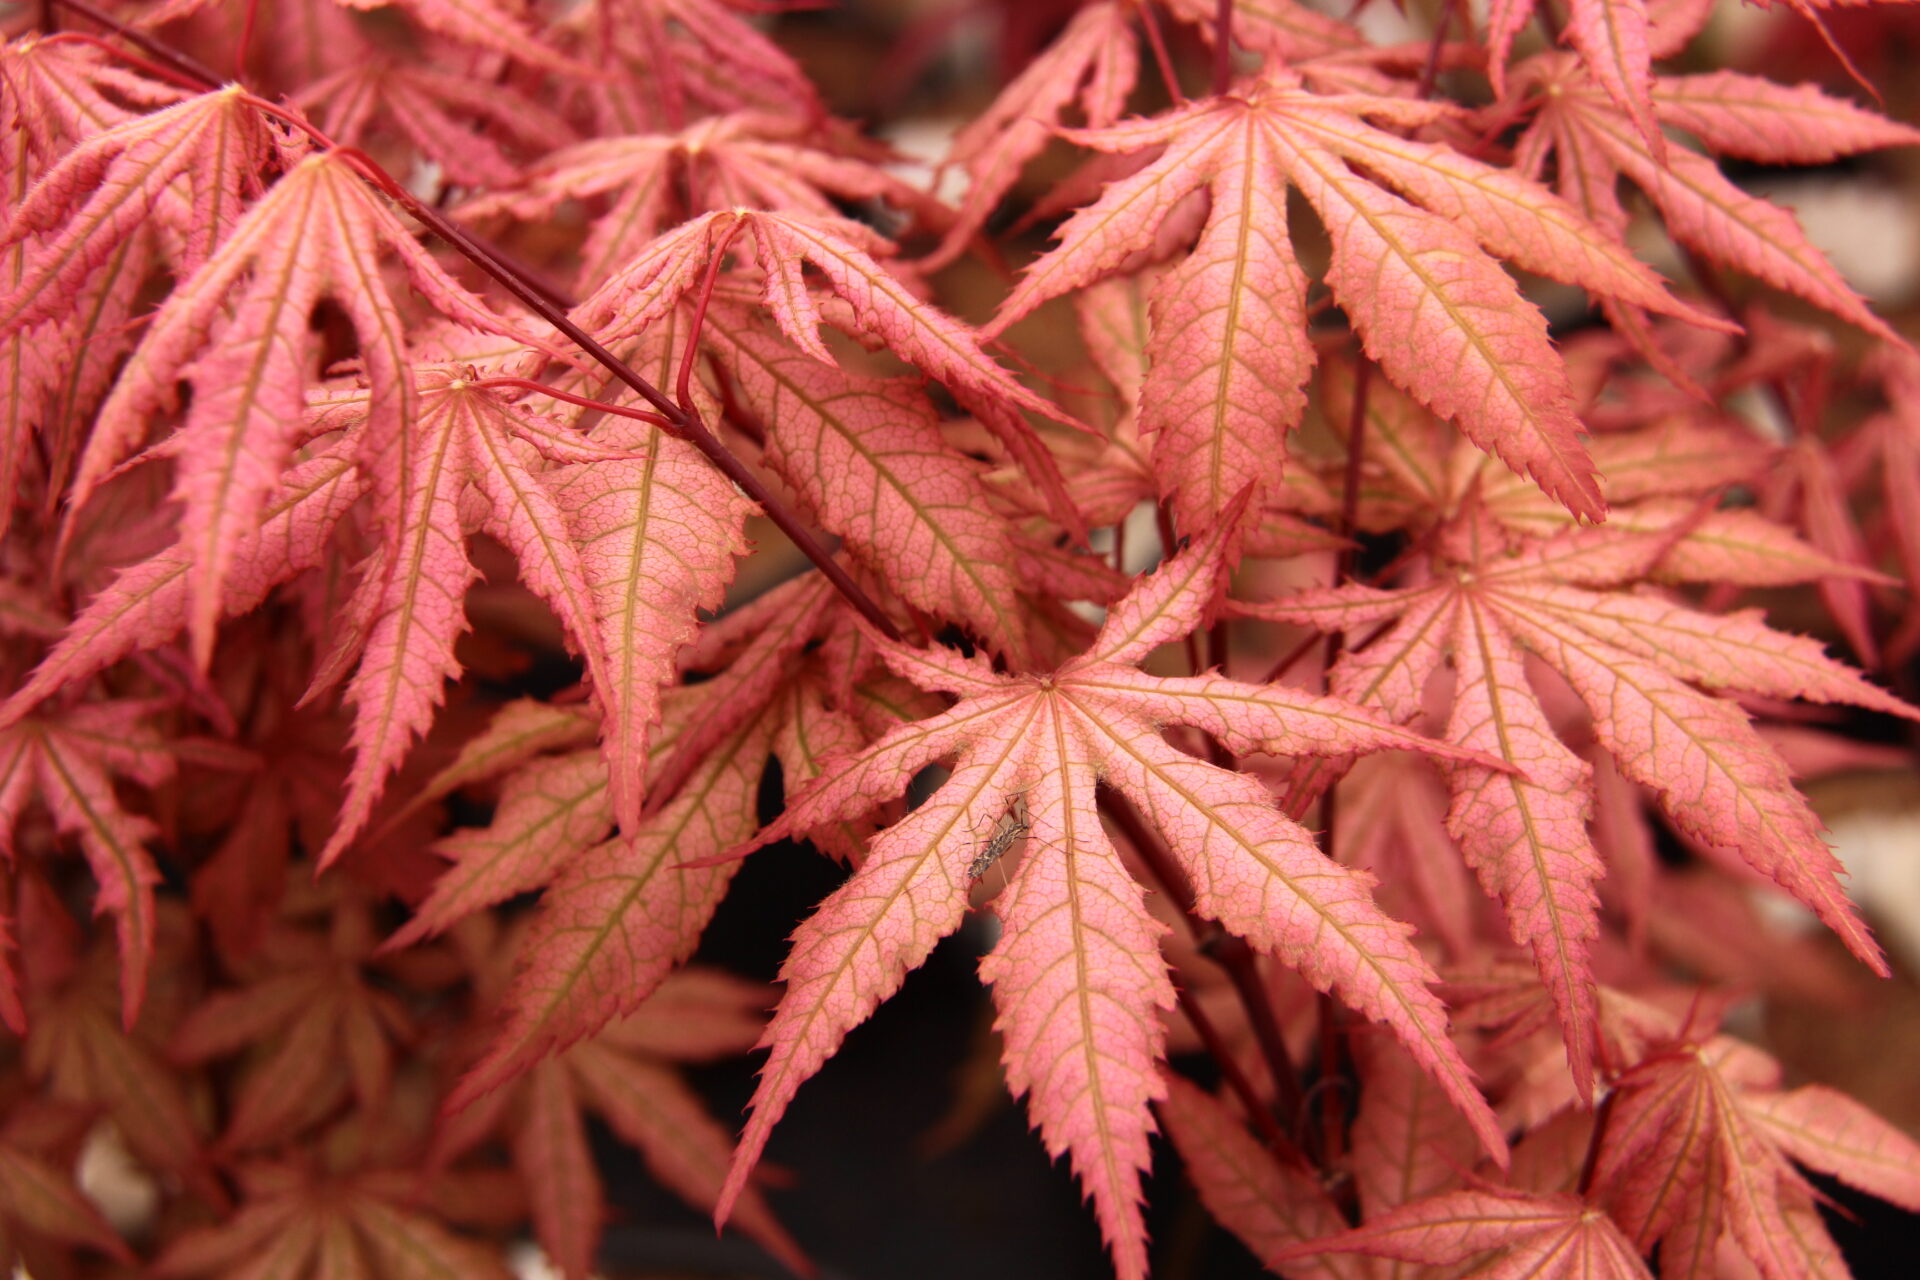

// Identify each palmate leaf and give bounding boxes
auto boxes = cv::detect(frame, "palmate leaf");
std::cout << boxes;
[440,968,808,1280]
[291,54,575,189]
[553,0,823,131]
[153,1163,516,1280]
[1514,52,1920,347]
[337,0,588,75]
[0,445,365,733]
[0,39,181,543]
[66,150,535,673]
[21,934,211,1193]
[446,690,777,1109]
[459,111,937,286]
[1592,1032,1920,1280]
[1276,1186,1656,1280]
[713,508,1507,1280]
[920,0,1139,271]
[301,365,736,863]
[1485,0,1668,158]
[572,207,1087,536]
[0,702,172,1027]
[0,85,269,337]
[1251,520,1920,1096]
[984,70,1709,531]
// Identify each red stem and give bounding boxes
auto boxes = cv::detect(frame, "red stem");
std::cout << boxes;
[1213,0,1235,96]
[335,159,903,640]
[1415,0,1458,102]
[1172,984,1301,1162]
[1139,4,1187,107]
[677,221,743,411]
[41,2,904,643]
[471,378,674,430]
[35,31,213,94]
[50,0,226,88]
[1576,1088,1618,1197]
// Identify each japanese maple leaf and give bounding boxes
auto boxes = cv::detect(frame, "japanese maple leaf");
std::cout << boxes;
[984,69,1708,533]
[713,503,1508,1280]
[0,443,365,735]
[153,1160,516,1280]
[1312,359,1868,588]
[336,0,588,75]
[0,85,268,336]
[1250,519,1920,1097]
[299,366,730,862]
[0,37,182,168]
[65,149,537,673]
[19,924,213,1197]
[438,965,808,1280]
[699,308,1035,664]
[170,899,411,1151]
[440,684,777,1108]
[924,0,1376,273]
[552,0,822,132]
[1276,1186,1656,1280]
[1591,1031,1920,1280]
[1482,0,1707,159]
[1510,51,1920,348]
[0,39,190,541]
[0,700,172,1027]
[291,53,574,189]
[921,0,1141,272]
[459,111,939,286]
[1156,1072,1363,1280]
[1056,269,1345,562]
[574,206,1086,534]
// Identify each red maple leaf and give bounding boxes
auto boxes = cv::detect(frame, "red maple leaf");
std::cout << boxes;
[712,502,1510,1280]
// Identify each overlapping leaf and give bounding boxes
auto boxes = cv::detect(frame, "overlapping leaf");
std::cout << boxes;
[64,150,534,673]
[460,111,935,285]
[701,311,1032,662]
[1277,1186,1655,1280]
[921,0,1139,271]
[986,70,1708,530]
[0,85,269,337]
[0,701,172,1026]
[439,967,807,1280]
[445,689,776,1109]
[1512,52,1920,347]
[713,508,1506,1280]
[572,207,1086,534]
[1593,1033,1920,1280]
[1251,519,1920,1095]
[154,1163,516,1280]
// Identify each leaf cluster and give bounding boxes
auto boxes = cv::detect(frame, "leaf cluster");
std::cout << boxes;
[2,0,1919,1277]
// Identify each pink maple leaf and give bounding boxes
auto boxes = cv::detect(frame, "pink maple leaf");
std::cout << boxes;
[985,70,1713,531]
[1250,516,1920,1097]
[713,502,1508,1280]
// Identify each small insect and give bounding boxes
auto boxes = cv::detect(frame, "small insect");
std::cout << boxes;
[967,790,1030,883]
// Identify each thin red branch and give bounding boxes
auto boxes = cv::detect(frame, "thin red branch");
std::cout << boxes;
[50,0,226,89]
[1213,0,1235,96]
[330,150,903,640]
[471,378,676,430]
[1139,4,1187,107]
